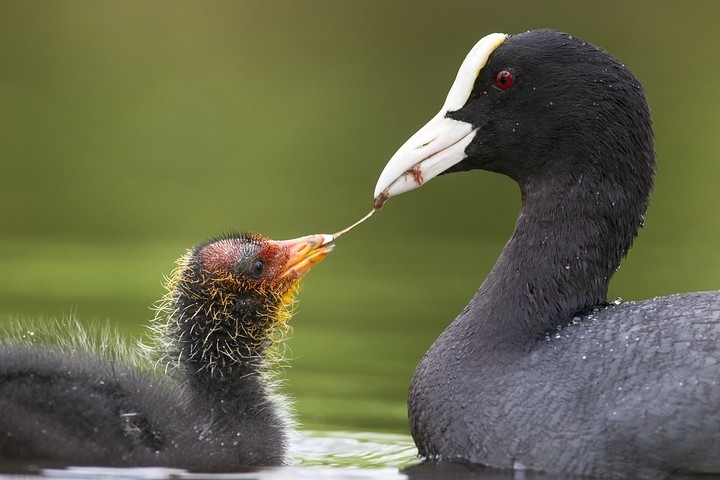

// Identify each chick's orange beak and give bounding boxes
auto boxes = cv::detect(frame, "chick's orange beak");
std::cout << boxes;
[273,234,334,279]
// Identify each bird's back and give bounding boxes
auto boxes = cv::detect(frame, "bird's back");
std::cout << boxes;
[0,345,179,465]
[409,291,720,478]
[0,344,286,468]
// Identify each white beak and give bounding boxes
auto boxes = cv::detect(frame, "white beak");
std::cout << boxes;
[373,114,476,207]
[372,32,506,209]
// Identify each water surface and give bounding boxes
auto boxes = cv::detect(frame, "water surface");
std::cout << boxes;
[1,1,719,478]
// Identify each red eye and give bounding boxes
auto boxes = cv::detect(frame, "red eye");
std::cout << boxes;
[494,70,514,90]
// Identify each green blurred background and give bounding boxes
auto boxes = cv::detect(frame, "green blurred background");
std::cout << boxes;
[1,1,719,434]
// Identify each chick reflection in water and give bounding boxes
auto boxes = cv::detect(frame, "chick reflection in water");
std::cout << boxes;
[0,233,332,469]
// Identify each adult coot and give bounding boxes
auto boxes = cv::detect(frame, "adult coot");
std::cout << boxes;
[0,233,332,469]
[374,29,720,478]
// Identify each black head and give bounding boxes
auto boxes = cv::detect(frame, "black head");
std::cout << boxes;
[374,29,654,206]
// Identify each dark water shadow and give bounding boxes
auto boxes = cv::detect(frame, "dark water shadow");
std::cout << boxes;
[403,461,585,480]
[403,461,720,480]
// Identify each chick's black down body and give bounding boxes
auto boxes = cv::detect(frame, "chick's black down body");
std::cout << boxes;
[0,233,331,469]
[0,345,282,468]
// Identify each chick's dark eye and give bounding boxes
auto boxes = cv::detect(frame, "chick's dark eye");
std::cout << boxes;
[250,259,265,277]
[494,70,514,90]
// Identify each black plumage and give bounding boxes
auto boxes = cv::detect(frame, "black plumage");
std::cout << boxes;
[0,233,332,469]
[374,29,720,478]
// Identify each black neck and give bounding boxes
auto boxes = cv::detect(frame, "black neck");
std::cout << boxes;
[465,166,651,351]
[171,292,273,402]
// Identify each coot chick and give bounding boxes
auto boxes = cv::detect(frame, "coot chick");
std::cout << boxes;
[0,233,333,469]
[374,30,720,478]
